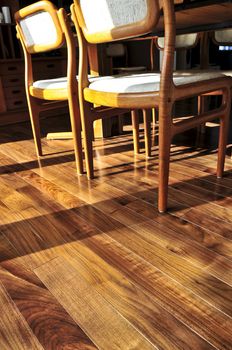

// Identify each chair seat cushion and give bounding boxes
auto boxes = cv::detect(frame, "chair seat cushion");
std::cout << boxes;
[32,71,231,93]
[88,71,227,93]
[32,75,99,90]
[221,70,232,77]
[33,76,71,90]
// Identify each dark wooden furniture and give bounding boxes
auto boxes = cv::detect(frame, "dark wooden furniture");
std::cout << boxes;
[0,1,29,125]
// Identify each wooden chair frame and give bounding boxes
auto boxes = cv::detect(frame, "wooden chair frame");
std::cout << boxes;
[15,1,83,175]
[72,0,232,213]
[74,0,160,44]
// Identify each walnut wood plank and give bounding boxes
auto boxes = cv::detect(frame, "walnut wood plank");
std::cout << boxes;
[0,152,85,209]
[102,158,232,238]
[74,198,232,261]
[56,241,216,350]
[35,256,157,350]
[0,117,232,350]
[130,220,232,285]
[0,266,97,350]
[90,225,232,317]
[58,233,232,350]
[0,233,19,263]
[0,280,44,349]
[182,208,232,241]
[95,162,232,243]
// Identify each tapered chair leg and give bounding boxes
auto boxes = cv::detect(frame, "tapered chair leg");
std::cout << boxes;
[82,119,94,179]
[131,110,140,154]
[143,109,152,158]
[27,97,42,157]
[68,96,84,175]
[217,117,227,178]
[158,135,171,213]
[197,95,207,135]
[158,105,173,213]
[217,89,231,178]
[85,126,94,179]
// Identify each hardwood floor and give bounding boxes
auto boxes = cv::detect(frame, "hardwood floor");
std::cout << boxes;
[0,115,232,349]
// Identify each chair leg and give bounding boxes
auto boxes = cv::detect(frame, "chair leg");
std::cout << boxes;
[158,104,172,213]
[84,120,94,179]
[27,97,42,157]
[197,95,207,135]
[217,89,231,178]
[158,135,171,213]
[79,100,94,179]
[143,109,152,158]
[131,110,140,154]
[217,115,230,178]
[68,96,84,175]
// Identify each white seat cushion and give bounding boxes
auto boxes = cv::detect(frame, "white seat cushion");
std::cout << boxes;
[88,71,226,94]
[33,77,70,90]
[221,70,232,77]
[32,75,99,90]
[32,71,230,93]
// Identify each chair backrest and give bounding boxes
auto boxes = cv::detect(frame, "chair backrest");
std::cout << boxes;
[213,29,232,46]
[73,0,160,44]
[15,1,64,54]
[156,33,198,50]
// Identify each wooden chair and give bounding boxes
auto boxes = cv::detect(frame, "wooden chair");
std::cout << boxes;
[212,29,232,77]
[15,1,83,175]
[198,29,232,135]
[71,0,232,213]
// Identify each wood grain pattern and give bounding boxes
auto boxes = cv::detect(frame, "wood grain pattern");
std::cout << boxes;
[35,256,157,350]
[0,115,232,349]
[0,266,97,350]
[56,241,216,350]
[0,280,44,350]
[68,231,232,350]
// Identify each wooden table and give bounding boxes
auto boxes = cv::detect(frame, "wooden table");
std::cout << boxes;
[156,0,232,35]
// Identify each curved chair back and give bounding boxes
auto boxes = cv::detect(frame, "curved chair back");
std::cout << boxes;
[73,0,160,43]
[15,1,64,54]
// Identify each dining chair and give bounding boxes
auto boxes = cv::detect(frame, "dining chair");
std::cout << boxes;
[198,29,232,136]
[15,0,83,175]
[71,0,232,213]
[212,29,232,77]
